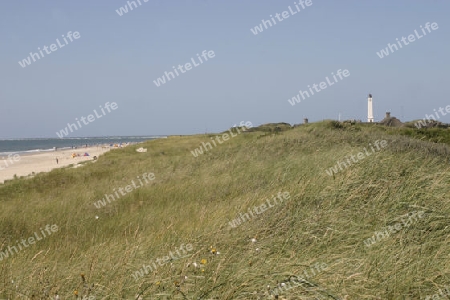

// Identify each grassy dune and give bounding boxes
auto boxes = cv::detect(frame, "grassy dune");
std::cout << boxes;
[1,121,450,299]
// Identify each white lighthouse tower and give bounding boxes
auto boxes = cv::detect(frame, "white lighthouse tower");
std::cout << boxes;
[367,94,374,123]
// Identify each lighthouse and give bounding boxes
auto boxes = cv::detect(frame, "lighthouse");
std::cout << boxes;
[368,94,374,123]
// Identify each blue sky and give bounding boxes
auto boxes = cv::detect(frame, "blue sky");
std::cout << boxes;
[1,0,448,138]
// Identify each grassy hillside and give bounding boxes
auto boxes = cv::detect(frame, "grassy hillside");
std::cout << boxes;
[1,121,450,299]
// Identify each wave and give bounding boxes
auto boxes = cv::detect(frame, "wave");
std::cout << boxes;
[0,148,56,156]
[0,136,166,141]
[0,136,167,155]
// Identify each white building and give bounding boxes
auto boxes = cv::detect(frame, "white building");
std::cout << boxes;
[368,94,374,123]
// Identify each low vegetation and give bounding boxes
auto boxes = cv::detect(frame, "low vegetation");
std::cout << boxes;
[1,121,449,299]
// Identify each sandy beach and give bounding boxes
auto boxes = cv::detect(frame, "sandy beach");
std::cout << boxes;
[0,146,112,184]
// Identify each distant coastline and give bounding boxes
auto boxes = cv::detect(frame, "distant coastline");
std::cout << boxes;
[0,136,167,156]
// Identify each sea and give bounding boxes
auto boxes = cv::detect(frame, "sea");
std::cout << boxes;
[0,136,167,156]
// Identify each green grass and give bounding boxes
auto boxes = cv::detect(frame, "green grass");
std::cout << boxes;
[1,121,450,299]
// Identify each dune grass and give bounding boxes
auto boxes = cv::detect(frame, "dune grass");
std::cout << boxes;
[1,121,450,299]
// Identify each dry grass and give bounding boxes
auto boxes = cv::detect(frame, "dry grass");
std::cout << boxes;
[0,121,449,299]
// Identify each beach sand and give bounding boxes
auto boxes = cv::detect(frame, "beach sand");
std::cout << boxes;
[0,146,112,184]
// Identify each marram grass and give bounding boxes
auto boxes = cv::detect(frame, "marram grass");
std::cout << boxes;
[0,121,449,299]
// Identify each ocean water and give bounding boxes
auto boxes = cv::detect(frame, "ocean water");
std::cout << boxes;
[0,136,166,155]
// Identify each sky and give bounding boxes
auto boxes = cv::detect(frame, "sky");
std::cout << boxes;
[1,0,449,138]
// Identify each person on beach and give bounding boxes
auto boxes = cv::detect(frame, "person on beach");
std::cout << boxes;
[56,158,59,164]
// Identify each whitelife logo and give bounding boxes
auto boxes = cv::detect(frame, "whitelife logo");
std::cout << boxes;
[190,121,252,157]
[56,102,118,138]
[115,0,149,16]
[153,50,215,87]
[414,104,450,129]
[376,22,439,59]
[0,224,59,261]
[271,262,328,296]
[364,211,425,247]
[325,140,388,176]
[131,243,194,280]
[288,69,350,106]
[229,192,290,228]
[250,0,313,35]
[424,285,450,300]
[18,31,81,68]
[0,153,21,171]
[94,172,155,209]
